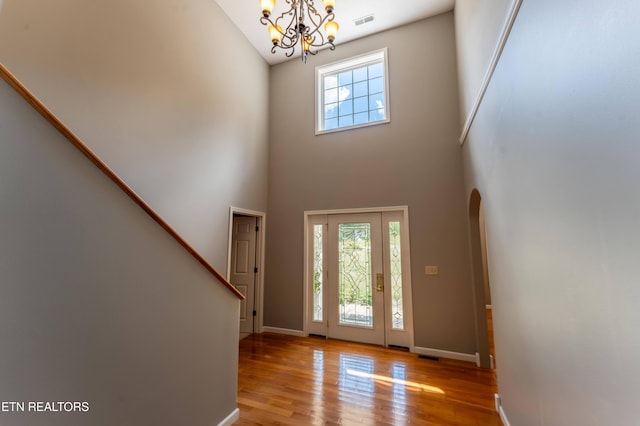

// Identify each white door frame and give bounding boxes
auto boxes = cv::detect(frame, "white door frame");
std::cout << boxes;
[303,206,415,351]
[227,207,266,334]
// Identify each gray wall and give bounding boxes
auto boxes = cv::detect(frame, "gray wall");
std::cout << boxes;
[0,77,239,425]
[0,0,270,272]
[454,0,513,122]
[266,13,478,354]
[457,0,640,424]
[479,202,491,305]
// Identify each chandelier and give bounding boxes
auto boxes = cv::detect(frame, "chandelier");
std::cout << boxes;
[260,0,339,63]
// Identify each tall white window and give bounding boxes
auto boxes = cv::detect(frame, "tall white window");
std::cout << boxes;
[316,48,390,134]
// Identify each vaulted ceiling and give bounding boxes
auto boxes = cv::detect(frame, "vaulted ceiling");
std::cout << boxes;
[215,0,454,64]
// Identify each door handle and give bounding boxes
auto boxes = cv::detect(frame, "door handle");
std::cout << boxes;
[376,273,384,292]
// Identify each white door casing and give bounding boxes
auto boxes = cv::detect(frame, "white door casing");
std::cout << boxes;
[304,207,414,349]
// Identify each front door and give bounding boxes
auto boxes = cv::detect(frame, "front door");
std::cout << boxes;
[307,210,413,348]
[328,213,385,345]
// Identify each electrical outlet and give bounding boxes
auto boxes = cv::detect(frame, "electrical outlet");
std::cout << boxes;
[425,266,439,276]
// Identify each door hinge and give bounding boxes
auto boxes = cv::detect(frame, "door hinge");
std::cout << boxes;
[253,310,257,317]
[254,267,258,273]
[256,225,259,232]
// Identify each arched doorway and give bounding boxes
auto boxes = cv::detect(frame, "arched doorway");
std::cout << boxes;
[469,189,494,369]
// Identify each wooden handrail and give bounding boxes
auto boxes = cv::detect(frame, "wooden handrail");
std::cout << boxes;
[0,63,245,300]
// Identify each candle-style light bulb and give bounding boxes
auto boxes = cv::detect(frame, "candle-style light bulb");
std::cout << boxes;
[324,21,339,42]
[261,0,276,18]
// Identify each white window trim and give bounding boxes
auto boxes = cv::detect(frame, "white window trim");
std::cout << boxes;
[315,48,391,135]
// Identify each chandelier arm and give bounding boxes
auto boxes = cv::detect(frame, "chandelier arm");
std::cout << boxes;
[306,34,326,49]
[261,9,301,50]
[301,0,333,36]
[280,25,300,49]
[305,13,334,40]
[275,11,297,34]
[259,16,272,26]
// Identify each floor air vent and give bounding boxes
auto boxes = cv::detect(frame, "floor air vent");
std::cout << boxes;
[418,354,440,361]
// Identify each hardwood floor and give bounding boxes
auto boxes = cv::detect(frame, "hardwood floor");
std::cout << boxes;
[236,333,500,425]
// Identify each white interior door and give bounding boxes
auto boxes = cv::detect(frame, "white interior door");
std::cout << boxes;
[328,213,385,345]
[231,215,257,334]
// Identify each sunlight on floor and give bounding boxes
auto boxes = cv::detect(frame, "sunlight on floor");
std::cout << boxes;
[337,353,446,397]
[346,369,445,394]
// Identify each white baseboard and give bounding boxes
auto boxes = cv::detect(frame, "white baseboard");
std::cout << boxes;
[262,326,305,337]
[217,408,239,426]
[414,346,478,364]
[494,394,512,426]
[499,405,511,426]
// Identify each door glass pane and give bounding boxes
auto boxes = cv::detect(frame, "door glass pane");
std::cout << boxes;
[338,223,373,327]
[313,224,324,322]
[389,221,404,330]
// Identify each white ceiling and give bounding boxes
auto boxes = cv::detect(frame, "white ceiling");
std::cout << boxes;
[215,0,455,65]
